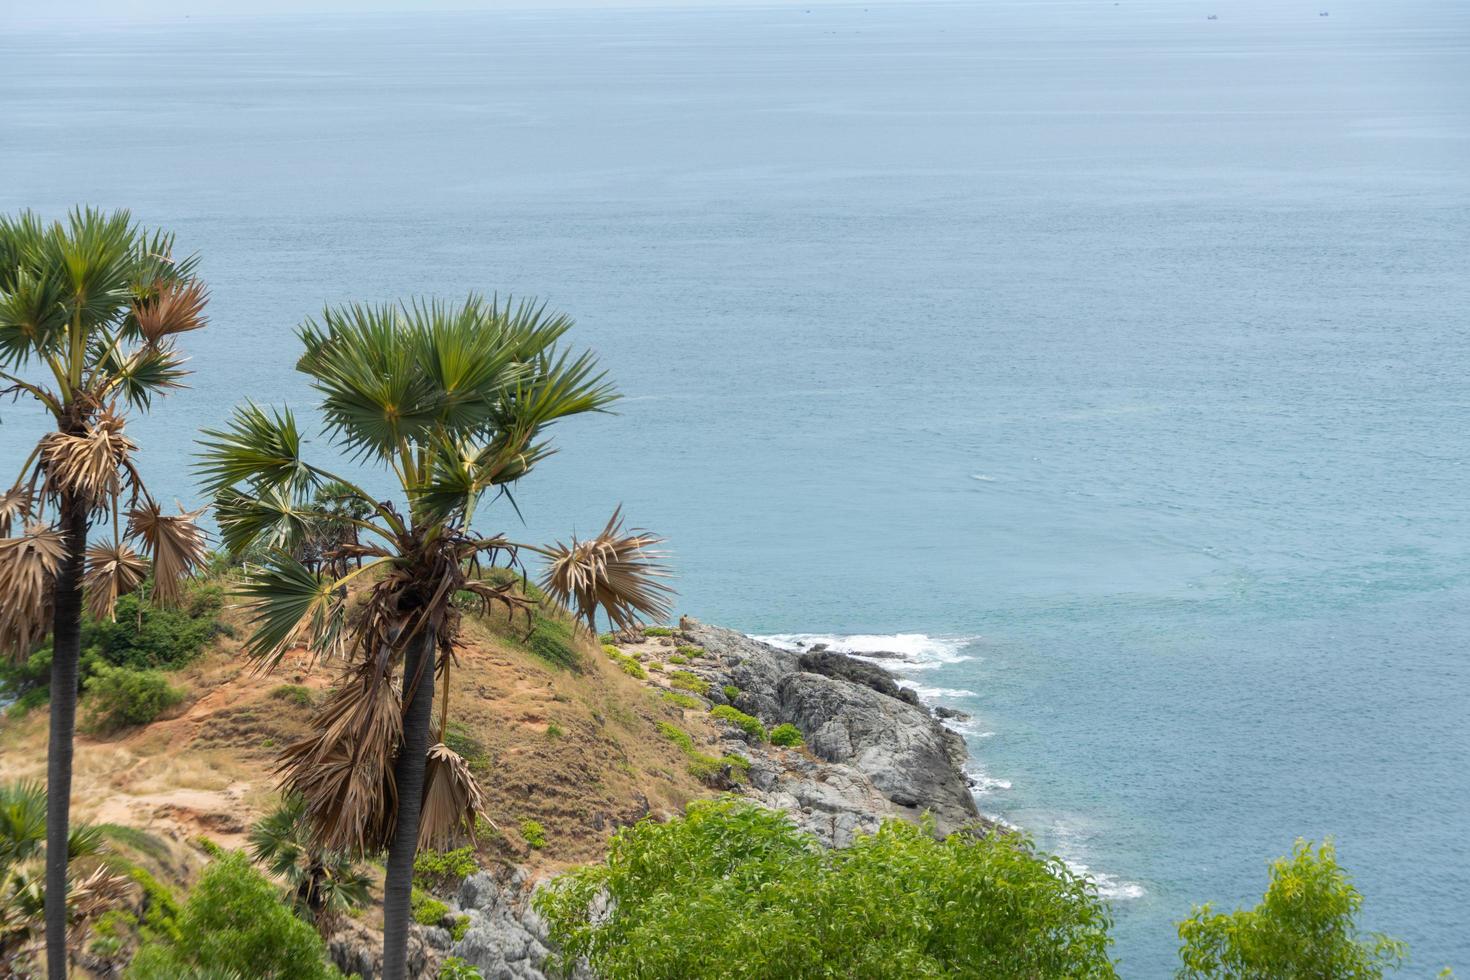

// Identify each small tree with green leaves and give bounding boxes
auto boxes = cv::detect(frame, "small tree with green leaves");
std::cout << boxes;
[1177,839,1407,979]
[198,295,671,980]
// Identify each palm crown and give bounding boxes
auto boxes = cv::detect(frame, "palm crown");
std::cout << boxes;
[198,295,672,856]
[0,206,208,648]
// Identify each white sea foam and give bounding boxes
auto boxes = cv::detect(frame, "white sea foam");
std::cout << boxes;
[970,473,998,482]
[1063,860,1147,901]
[755,632,976,672]
[901,683,978,700]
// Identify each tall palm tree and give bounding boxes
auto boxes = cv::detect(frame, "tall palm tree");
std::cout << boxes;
[0,209,209,978]
[197,295,671,979]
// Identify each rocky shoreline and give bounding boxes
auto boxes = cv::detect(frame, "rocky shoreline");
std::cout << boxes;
[339,620,984,979]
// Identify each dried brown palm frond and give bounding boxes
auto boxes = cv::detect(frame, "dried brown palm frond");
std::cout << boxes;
[133,278,209,343]
[64,866,133,945]
[0,524,65,658]
[38,413,136,511]
[126,501,207,606]
[541,506,674,633]
[417,742,488,851]
[83,543,149,621]
[278,662,402,855]
[0,487,31,538]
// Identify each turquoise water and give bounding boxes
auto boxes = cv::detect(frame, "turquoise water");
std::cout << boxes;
[3,1,1468,973]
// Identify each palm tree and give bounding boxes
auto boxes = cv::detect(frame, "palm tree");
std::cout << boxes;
[197,295,671,979]
[248,795,371,935]
[0,209,209,978]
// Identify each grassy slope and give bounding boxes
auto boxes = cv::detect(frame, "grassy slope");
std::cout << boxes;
[0,588,723,898]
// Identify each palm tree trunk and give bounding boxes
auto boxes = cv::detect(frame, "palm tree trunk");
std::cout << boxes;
[381,628,436,980]
[45,493,87,979]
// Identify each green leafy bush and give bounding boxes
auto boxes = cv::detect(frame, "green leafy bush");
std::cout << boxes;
[675,645,703,658]
[84,664,183,732]
[661,691,703,710]
[769,723,803,748]
[722,685,740,702]
[450,914,471,942]
[414,846,480,891]
[668,670,708,695]
[546,721,564,738]
[439,957,483,979]
[642,626,676,637]
[411,887,450,926]
[656,722,695,753]
[536,799,1115,979]
[710,705,767,742]
[687,753,752,786]
[125,852,342,979]
[1177,839,1407,978]
[667,654,689,665]
[520,820,547,850]
[646,661,663,672]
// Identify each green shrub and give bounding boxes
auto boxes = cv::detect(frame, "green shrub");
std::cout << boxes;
[98,823,173,865]
[722,685,740,701]
[769,723,803,748]
[536,800,1115,979]
[613,653,646,679]
[546,721,564,738]
[668,671,708,696]
[642,626,676,637]
[414,845,479,891]
[687,753,752,786]
[439,957,483,979]
[125,852,342,979]
[520,820,547,850]
[411,887,450,926]
[675,645,703,658]
[647,661,663,672]
[450,914,471,942]
[1177,839,1407,978]
[710,705,766,742]
[667,654,689,665]
[661,691,703,710]
[84,664,183,732]
[444,720,490,775]
[525,614,581,670]
[656,722,695,753]
[269,684,313,708]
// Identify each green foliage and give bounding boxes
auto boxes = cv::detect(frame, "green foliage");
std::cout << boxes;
[646,661,663,672]
[248,796,370,928]
[411,887,450,926]
[121,863,183,943]
[0,582,221,706]
[661,691,703,710]
[414,846,480,891]
[642,627,676,637]
[656,722,695,753]
[1176,839,1407,979]
[97,823,172,866]
[84,664,183,732]
[269,684,314,708]
[125,852,342,979]
[450,914,472,942]
[192,835,225,858]
[443,720,490,775]
[440,957,484,979]
[520,820,547,850]
[546,721,564,738]
[769,723,803,748]
[686,753,752,786]
[675,645,703,658]
[667,654,689,665]
[722,685,740,702]
[710,705,767,742]
[603,646,647,679]
[667,670,708,695]
[525,614,581,671]
[536,799,1115,979]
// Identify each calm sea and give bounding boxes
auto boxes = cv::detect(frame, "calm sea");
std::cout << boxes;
[3,0,1467,973]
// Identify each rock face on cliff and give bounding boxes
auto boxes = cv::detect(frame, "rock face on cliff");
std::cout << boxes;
[682,621,980,837]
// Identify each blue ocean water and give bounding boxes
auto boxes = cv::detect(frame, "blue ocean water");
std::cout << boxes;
[2,1,1468,973]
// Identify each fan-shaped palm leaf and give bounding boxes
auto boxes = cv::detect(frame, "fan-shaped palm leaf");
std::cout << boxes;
[132,278,208,343]
[214,484,316,558]
[278,667,402,855]
[0,524,64,658]
[196,402,312,496]
[235,551,351,667]
[0,488,30,538]
[126,502,206,606]
[38,412,135,510]
[541,507,673,633]
[83,543,149,621]
[417,742,488,851]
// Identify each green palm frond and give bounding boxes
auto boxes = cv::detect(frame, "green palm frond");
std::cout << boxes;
[197,402,313,495]
[405,296,526,437]
[214,484,317,557]
[236,551,348,668]
[0,266,67,368]
[41,207,137,335]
